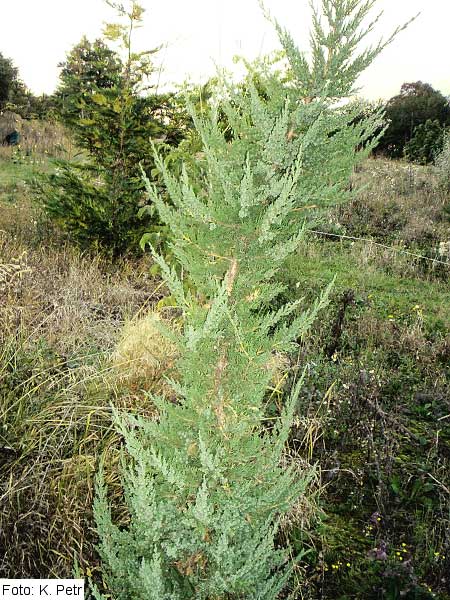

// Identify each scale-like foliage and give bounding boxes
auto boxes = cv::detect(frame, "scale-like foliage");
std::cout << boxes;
[94,1,410,597]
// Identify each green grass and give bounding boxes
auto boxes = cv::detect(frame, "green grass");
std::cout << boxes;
[0,152,56,198]
[282,232,450,599]
[0,159,42,188]
[286,239,450,331]
[0,159,44,211]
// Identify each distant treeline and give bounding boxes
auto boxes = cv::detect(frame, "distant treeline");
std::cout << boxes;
[1,46,449,163]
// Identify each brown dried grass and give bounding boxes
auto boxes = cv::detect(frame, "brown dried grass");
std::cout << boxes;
[1,111,74,159]
[0,190,167,576]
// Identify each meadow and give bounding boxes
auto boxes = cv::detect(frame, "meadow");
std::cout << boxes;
[0,143,448,598]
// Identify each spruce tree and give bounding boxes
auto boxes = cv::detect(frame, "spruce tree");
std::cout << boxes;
[93,1,411,597]
[35,2,184,256]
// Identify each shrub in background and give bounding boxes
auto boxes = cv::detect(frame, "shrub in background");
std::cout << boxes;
[35,1,185,256]
[0,52,26,109]
[376,82,450,159]
[55,36,123,148]
[405,118,445,164]
[435,132,450,193]
[93,1,411,598]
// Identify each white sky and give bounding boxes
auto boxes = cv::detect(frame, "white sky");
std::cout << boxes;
[1,0,449,101]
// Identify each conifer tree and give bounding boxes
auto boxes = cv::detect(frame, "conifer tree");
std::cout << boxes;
[36,1,183,256]
[93,1,411,597]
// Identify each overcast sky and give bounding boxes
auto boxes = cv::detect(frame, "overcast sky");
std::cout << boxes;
[1,0,449,101]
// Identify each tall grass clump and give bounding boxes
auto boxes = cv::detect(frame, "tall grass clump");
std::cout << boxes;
[93,1,412,598]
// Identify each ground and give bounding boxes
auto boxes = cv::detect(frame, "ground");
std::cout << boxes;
[0,151,449,598]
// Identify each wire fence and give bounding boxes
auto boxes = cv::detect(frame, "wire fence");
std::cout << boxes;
[309,229,450,268]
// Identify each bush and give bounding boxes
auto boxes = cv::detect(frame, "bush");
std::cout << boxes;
[35,156,150,253]
[405,119,445,164]
[376,82,450,158]
[0,52,25,109]
[35,4,185,256]
[435,132,450,192]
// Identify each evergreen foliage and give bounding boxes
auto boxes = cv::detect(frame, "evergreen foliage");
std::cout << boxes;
[55,36,124,155]
[0,52,22,108]
[263,0,412,102]
[153,0,413,228]
[35,2,184,256]
[94,91,329,599]
[0,51,56,119]
[94,1,411,597]
[435,131,450,192]
[376,82,450,158]
[404,118,445,165]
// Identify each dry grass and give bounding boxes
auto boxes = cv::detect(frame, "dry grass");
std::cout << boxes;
[339,157,450,259]
[0,293,165,577]
[0,352,159,577]
[112,310,179,399]
[0,232,159,355]
[0,186,168,577]
[1,111,75,159]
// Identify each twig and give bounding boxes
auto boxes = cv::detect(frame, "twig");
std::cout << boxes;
[426,472,450,496]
